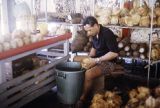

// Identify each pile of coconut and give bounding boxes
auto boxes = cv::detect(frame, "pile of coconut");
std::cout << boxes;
[95,0,160,27]
[0,29,44,52]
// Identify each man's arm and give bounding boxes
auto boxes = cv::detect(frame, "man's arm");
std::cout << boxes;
[82,51,118,69]
[97,52,118,63]
[89,47,96,57]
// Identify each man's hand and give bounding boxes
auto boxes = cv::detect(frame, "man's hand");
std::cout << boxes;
[81,58,96,69]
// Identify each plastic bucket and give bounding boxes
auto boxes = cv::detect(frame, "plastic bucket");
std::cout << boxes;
[55,62,85,105]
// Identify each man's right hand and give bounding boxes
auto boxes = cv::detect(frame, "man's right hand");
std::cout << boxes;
[81,58,96,70]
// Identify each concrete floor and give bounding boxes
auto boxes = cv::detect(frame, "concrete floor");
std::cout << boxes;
[22,91,74,108]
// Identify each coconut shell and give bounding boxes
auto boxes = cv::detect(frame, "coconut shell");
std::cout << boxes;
[157,17,160,26]
[154,7,160,17]
[118,42,124,49]
[112,7,120,16]
[119,36,130,46]
[119,50,126,57]
[126,52,132,57]
[110,15,119,25]
[133,0,140,9]
[153,18,157,27]
[137,2,149,16]
[139,43,147,53]
[140,54,146,59]
[124,16,133,26]
[151,48,159,60]
[131,14,141,26]
[120,8,129,17]
[119,17,125,26]
[138,6,149,16]
[133,51,140,58]
[124,45,130,52]
[131,43,139,51]
[97,16,111,26]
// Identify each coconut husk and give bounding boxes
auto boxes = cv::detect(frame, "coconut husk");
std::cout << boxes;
[157,17,160,26]
[124,16,133,26]
[110,15,119,25]
[154,7,160,17]
[139,16,150,27]
[131,14,141,26]
[120,8,129,17]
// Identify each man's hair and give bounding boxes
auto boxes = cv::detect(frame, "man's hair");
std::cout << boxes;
[83,16,98,26]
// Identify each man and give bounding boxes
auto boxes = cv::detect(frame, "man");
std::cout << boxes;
[75,16,118,108]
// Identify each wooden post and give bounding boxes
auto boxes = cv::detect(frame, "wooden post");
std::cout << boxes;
[64,40,69,56]
[0,61,6,84]
[1,0,9,34]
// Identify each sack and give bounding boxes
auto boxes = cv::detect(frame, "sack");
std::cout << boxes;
[71,30,88,52]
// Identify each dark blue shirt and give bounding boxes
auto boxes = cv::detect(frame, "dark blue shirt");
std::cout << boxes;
[92,25,118,58]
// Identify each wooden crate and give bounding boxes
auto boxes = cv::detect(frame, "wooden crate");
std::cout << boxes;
[0,33,71,108]
[0,55,69,108]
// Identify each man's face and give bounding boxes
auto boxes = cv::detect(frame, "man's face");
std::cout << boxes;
[83,24,99,37]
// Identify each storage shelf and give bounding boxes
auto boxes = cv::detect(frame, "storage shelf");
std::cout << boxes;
[144,60,160,68]
[37,18,46,22]
[47,22,82,26]
[0,32,71,108]
[37,21,82,26]
[151,60,160,64]
[124,73,160,84]
[119,57,160,64]
[119,57,148,62]
[0,33,71,61]
[106,25,160,30]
